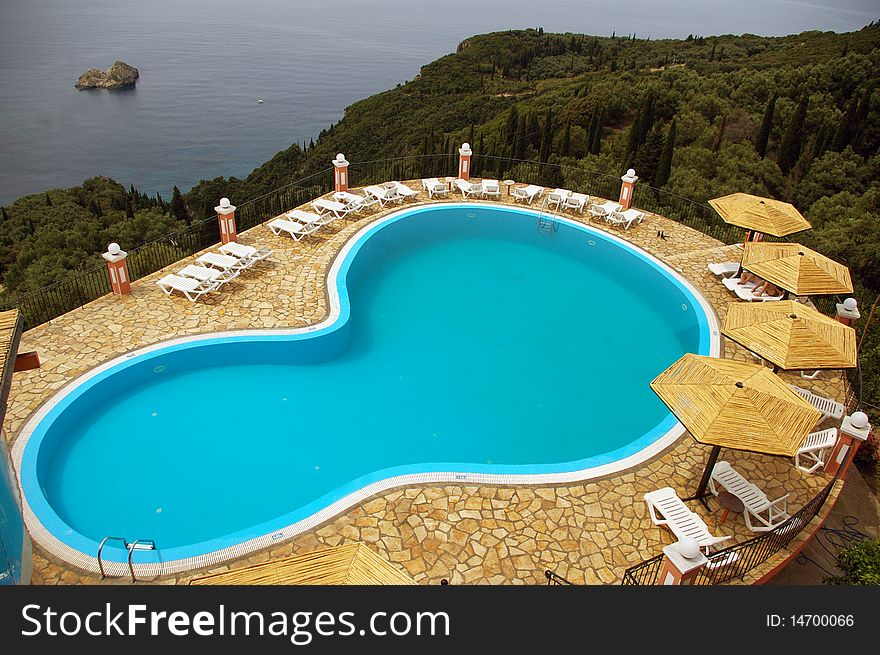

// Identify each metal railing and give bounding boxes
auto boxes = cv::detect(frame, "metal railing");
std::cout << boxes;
[620,477,838,585]
[544,569,575,585]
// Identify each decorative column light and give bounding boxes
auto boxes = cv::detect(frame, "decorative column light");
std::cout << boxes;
[619,168,638,210]
[825,411,872,479]
[102,243,131,296]
[657,537,707,585]
[215,197,237,245]
[835,297,860,327]
[458,143,473,180]
[333,153,350,193]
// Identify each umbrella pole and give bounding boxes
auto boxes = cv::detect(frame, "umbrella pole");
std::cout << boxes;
[685,444,721,509]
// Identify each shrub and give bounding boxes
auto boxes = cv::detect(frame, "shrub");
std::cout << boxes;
[825,538,880,585]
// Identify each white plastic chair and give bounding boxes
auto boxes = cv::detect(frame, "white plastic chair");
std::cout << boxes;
[219,241,272,266]
[709,461,790,532]
[481,179,501,199]
[266,218,314,242]
[156,274,218,302]
[788,385,845,423]
[546,188,571,209]
[563,192,589,213]
[453,178,484,199]
[644,487,731,552]
[312,198,354,219]
[364,184,402,206]
[391,181,419,201]
[511,184,544,204]
[708,262,740,278]
[421,178,449,198]
[178,264,238,288]
[795,428,839,473]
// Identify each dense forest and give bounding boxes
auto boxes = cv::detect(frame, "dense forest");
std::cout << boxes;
[2,25,879,437]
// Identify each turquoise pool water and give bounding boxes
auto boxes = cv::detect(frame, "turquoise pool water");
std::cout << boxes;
[19,204,714,566]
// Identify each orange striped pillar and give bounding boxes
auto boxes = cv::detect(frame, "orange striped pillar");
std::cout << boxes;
[657,538,706,585]
[215,198,238,245]
[825,412,871,479]
[333,154,350,193]
[835,298,860,326]
[619,168,638,210]
[102,243,131,295]
[458,143,473,180]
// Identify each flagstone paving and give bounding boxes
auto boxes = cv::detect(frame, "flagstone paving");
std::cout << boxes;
[3,181,851,585]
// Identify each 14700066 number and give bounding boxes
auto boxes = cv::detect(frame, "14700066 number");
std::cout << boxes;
[766,615,854,627]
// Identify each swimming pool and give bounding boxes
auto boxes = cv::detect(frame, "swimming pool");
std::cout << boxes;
[16,203,719,574]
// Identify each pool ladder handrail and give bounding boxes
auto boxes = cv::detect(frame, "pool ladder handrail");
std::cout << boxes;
[537,196,562,233]
[98,536,156,582]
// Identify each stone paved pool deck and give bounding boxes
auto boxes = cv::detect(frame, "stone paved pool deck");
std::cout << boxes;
[3,181,849,585]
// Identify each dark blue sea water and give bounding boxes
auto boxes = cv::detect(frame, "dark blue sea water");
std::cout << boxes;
[0,0,875,204]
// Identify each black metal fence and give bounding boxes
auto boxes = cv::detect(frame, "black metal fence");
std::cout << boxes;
[620,477,838,585]
[544,570,575,585]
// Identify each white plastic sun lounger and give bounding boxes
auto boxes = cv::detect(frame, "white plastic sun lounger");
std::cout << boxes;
[546,188,571,209]
[708,261,740,278]
[196,251,252,273]
[563,192,589,213]
[795,427,839,473]
[285,209,327,228]
[156,274,218,302]
[178,263,238,287]
[733,284,784,302]
[644,487,731,552]
[511,184,544,204]
[219,241,272,266]
[421,178,449,198]
[481,179,501,199]
[333,190,374,211]
[723,277,758,292]
[312,198,353,219]
[788,385,845,423]
[453,178,483,199]
[391,181,419,201]
[267,217,317,241]
[364,184,402,207]
[709,461,790,532]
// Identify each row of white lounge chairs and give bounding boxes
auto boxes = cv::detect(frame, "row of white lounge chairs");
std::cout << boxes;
[156,241,273,302]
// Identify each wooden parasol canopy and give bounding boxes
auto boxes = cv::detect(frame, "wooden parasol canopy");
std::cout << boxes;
[651,353,822,503]
[709,193,811,237]
[723,301,857,371]
[188,543,415,585]
[740,242,853,296]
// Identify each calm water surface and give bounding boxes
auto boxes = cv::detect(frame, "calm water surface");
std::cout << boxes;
[0,0,874,204]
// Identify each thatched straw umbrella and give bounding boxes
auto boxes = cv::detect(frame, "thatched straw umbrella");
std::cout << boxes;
[651,354,821,505]
[722,300,857,372]
[709,193,811,240]
[740,242,853,298]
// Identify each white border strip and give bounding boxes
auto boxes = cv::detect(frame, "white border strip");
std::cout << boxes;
[12,202,721,577]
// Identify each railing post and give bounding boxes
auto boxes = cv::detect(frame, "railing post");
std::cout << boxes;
[826,411,872,479]
[458,143,473,180]
[215,198,238,245]
[333,154,350,192]
[835,297,860,326]
[619,168,638,210]
[657,538,706,585]
[102,243,131,295]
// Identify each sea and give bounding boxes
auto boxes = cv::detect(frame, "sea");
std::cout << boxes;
[0,0,875,204]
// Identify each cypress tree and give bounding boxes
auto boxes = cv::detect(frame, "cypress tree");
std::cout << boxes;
[813,121,833,160]
[45,192,52,206]
[1,207,7,221]
[514,119,528,159]
[831,95,859,151]
[625,102,643,158]
[125,201,135,219]
[634,127,664,184]
[777,95,809,175]
[712,114,726,152]
[654,119,676,188]
[527,111,540,149]
[505,106,518,147]
[468,123,475,147]
[560,122,571,157]
[170,186,189,223]
[638,93,656,147]
[539,108,553,163]
[755,93,777,158]
[851,85,874,151]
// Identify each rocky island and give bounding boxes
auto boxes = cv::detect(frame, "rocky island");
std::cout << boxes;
[75,61,139,90]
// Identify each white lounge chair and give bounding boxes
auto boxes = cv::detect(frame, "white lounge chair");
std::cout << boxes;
[312,198,354,219]
[708,262,740,278]
[788,384,845,423]
[511,184,544,204]
[421,178,449,198]
[364,184,401,207]
[266,218,314,241]
[546,188,571,209]
[156,274,218,302]
[286,209,328,228]
[333,190,375,211]
[644,487,731,552]
[734,284,784,302]
[196,251,251,273]
[481,179,501,199]
[607,208,645,229]
[709,461,790,532]
[563,192,589,213]
[178,263,238,287]
[722,277,757,292]
[386,181,418,201]
[795,427,839,473]
[219,241,272,266]
[453,178,483,199]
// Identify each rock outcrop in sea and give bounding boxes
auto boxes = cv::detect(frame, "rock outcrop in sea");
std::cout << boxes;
[75,61,139,90]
